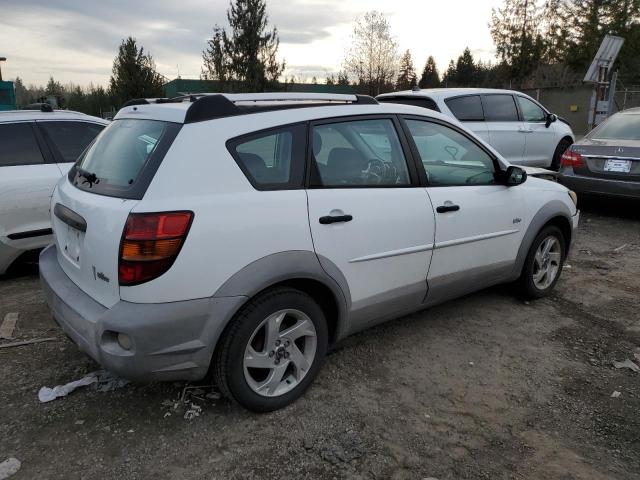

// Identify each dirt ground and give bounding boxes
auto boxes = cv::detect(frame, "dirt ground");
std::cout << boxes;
[1,197,639,480]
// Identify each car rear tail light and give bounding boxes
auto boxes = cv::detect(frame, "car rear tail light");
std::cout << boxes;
[119,211,193,286]
[560,150,584,168]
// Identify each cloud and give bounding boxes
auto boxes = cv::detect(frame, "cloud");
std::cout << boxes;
[0,0,355,85]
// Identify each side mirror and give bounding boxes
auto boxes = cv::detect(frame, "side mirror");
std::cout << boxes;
[504,165,527,186]
[545,113,557,128]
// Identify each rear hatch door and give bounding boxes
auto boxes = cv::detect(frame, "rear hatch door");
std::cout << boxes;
[51,118,182,308]
[52,181,136,308]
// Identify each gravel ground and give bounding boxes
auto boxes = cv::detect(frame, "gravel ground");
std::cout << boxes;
[1,197,639,480]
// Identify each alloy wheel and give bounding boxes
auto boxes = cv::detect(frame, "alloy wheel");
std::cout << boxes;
[243,309,317,397]
[532,236,561,290]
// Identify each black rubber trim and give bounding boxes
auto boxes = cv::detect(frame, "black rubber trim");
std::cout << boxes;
[184,95,241,123]
[54,203,87,232]
[7,228,53,240]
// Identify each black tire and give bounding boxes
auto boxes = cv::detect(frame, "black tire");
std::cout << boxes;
[550,138,573,171]
[213,287,328,412]
[519,225,566,299]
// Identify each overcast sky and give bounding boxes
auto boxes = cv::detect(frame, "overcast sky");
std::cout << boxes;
[0,0,503,87]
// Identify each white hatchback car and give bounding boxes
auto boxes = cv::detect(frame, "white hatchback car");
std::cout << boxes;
[40,93,579,411]
[377,88,575,170]
[0,105,107,275]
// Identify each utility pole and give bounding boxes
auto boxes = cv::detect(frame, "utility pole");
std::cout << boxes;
[0,57,6,81]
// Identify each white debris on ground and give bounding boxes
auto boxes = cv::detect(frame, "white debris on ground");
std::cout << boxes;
[611,391,622,398]
[38,370,130,403]
[0,458,21,480]
[613,359,640,374]
[184,403,202,420]
[0,312,18,340]
[161,384,222,421]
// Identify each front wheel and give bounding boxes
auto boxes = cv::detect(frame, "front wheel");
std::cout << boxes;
[213,287,328,412]
[519,225,566,299]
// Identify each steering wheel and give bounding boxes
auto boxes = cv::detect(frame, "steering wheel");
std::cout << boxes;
[363,159,386,184]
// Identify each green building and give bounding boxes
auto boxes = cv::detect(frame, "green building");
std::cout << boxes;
[164,78,354,98]
[0,80,16,111]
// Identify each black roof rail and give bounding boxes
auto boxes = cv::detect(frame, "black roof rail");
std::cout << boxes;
[122,98,151,107]
[23,103,53,112]
[184,95,240,124]
[355,95,378,104]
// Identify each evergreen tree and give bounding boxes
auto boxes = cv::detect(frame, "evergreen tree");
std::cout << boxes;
[541,0,572,63]
[442,60,457,86]
[455,48,478,86]
[108,37,165,107]
[13,76,29,107]
[418,56,440,88]
[337,70,350,86]
[396,50,417,90]
[201,0,285,91]
[490,0,545,82]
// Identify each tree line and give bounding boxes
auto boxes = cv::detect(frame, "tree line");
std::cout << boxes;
[10,0,640,115]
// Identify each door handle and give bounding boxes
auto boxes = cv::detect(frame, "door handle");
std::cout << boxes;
[319,214,353,224]
[436,204,460,213]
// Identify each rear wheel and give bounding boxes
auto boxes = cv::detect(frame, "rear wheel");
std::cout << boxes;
[519,225,566,299]
[213,287,328,412]
[550,138,573,171]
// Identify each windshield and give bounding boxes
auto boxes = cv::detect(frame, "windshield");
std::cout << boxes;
[590,113,640,141]
[70,119,181,199]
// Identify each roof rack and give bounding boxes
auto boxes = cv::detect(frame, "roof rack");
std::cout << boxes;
[122,93,379,124]
[23,103,54,112]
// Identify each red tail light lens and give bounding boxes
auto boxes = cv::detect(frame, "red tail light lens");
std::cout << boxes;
[119,211,193,286]
[560,150,584,168]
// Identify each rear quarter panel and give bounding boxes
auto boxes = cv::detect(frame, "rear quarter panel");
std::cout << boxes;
[120,120,314,304]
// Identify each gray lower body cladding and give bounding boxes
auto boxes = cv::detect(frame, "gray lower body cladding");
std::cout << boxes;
[39,245,246,381]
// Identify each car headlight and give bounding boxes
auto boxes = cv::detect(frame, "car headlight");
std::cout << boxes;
[568,190,578,207]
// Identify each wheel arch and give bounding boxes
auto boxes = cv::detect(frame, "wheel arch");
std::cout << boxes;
[210,251,350,351]
[512,201,573,279]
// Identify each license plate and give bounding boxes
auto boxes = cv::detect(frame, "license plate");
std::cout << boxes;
[62,224,83,266]
[604,159,631,173]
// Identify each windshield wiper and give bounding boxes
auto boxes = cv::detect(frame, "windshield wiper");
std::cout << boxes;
[76,167,99,187]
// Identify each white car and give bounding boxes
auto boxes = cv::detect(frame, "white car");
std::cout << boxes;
[377,88,575,170]
[0,105,108,275]
[39,93,579,411]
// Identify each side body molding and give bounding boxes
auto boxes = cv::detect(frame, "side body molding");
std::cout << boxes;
[510,199,573,280]
[213,250,351,342]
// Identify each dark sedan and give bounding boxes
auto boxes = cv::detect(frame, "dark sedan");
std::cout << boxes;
[559,108,640,199]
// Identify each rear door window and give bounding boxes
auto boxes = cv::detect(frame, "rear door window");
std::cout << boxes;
[310,118,411,187]
[444,95,484,121]
[39,121,105,163]
[0,123,45,166]
[378,97,440,112]
[70,118,181,199]
[482,95,519,121]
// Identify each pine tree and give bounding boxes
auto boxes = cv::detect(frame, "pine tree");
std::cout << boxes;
[541,0,572,63]
[201,0,285,91]
[108,37,165,107]
[490,0,545,82]
[455,48,478,86]
[442,60,457,86]
[418,56,440,88]
[396,50,417,90]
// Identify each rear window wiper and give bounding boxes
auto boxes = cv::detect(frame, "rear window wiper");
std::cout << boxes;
[76,167,100,187]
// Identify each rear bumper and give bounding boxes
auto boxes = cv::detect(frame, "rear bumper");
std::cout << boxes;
[559,173,640,199]
[39,245,246,381]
